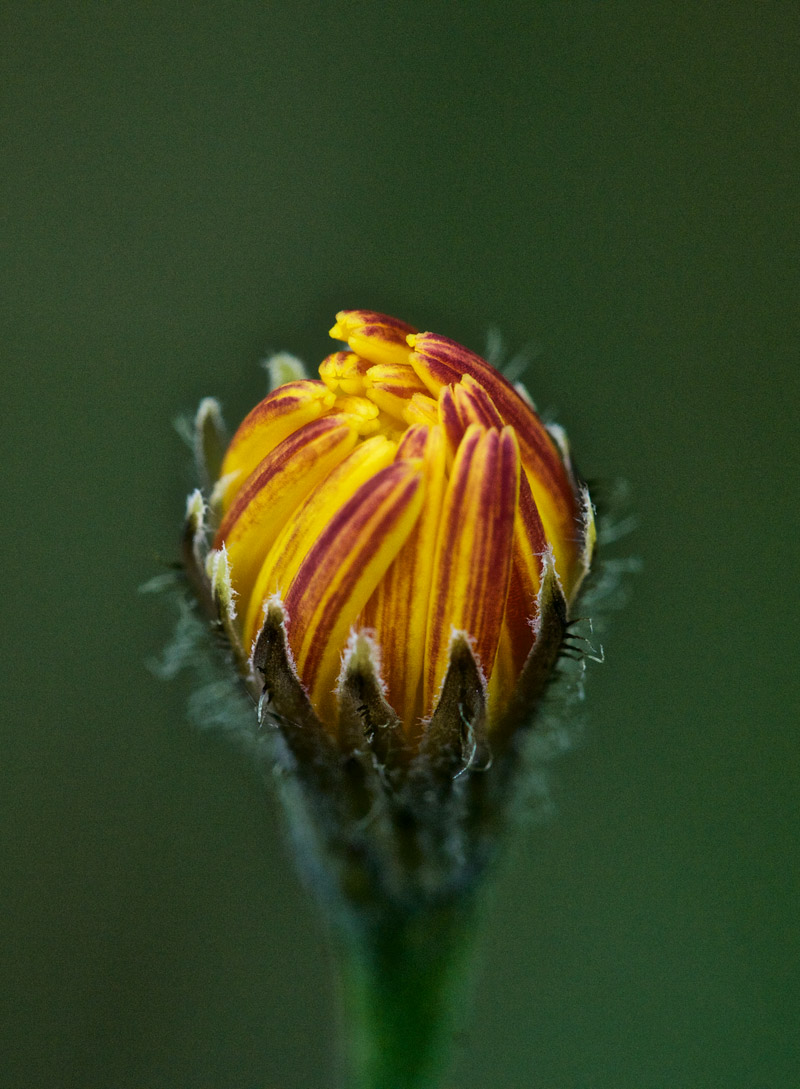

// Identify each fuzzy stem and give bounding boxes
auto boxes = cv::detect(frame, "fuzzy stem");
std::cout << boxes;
[335,901,475,1089]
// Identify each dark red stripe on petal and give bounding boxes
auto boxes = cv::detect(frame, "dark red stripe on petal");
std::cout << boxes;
[396,424,429,459]
[304,475,422,693]
[336,310,418,338]
[430,425,482,601]
[424,425,520,714]
[471,429,519,676]
[215,415,351,545]
[517,470,548,558]
[228,380,331,445]
[284,463,423,690]
[412,332,483,371]
[438,385,465,455]
[454,375,505,430]
[411,334,578,530]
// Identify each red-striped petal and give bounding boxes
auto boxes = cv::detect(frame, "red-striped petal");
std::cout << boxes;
[217,380,336,511]
[330,310,419,369]
[284,461,425,719]
[361,425,448,735]
[214,415,359,601]
[453,374,505,430]
[423,424,520,717]
[319,351,373,397]
[395,423,430,460]
[242,435,398,646]
[437,384,465,461]
[363,363,429,419]
[409,332,581,596]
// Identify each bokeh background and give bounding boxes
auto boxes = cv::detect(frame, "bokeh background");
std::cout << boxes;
[3,4,798,1087]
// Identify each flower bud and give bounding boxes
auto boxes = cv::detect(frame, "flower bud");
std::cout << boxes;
[184,311,594,764]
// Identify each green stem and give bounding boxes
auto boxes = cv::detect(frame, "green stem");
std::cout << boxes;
[336,902,476,1089]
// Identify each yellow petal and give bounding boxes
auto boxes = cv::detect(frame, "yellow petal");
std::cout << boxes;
[284,460,425,720]
[363,363,429,419]
[215,415,359,603]
[330,310,418,368]
[394,423,430,459]
[409,333,581,596]
[423,424,520,717]
[243,435,397,645]
[453,374,504,429]
[403,392,439,428]
[361,425,448,736]
[330,394,381,435]
[218,381,336,512]
[319,351,372,397]
[487,624,516,722]
[436,384,464,468]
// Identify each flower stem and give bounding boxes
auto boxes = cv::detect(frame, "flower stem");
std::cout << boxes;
[336,901,475,1089]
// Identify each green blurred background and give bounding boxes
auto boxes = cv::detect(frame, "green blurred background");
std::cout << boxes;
[3,4,798,1087]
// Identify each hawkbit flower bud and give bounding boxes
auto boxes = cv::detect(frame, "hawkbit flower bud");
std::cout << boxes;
[182,311,595,913]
